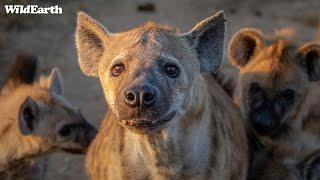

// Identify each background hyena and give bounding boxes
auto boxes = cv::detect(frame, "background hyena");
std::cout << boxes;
[225,28,320,179]
[0,54,97,180]
[76,11,248,179]
[228,28,320,148]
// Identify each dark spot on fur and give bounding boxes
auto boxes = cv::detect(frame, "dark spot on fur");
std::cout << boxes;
[140,31,148,45]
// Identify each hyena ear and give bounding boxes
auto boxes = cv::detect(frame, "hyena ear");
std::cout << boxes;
[76,12,112,77]
[18,97,39,135]
[182,11,225,74]
[297,149,320,180]
[47,68,64,95]
[297,43,320,81]
[229,28,264,68]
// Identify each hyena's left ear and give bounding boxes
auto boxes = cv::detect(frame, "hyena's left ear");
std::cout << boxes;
[47,68,64,95]
[18,97,40,135]
[182,11,225,73]
[297,43,320,81]
[76,12,112,77]
[297,149,320,180]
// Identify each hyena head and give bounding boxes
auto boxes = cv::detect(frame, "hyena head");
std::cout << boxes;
[229,28,320,136]
[16,67,97,154]
[76,12,225,133]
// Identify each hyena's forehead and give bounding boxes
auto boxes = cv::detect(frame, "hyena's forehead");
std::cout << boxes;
[242,63,306,95]
[245,41,298,74]
[254,41,297,66]
[105,23,191,65]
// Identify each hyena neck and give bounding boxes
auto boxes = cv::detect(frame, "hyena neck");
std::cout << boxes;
[121,77,213,177]
[0,128,44,172]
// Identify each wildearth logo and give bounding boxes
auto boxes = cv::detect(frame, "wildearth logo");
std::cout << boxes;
[4,5,62,14]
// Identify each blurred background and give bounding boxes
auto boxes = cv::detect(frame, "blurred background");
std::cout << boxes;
[0,0,319,179]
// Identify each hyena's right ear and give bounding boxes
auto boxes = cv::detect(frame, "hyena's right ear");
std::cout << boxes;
[18,96,40,135]
[76,12,112,77]
[297,43,320,81]
[229,28,264,68]
[297,149,320,180]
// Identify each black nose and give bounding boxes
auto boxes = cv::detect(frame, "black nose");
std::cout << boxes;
[252,111,280,135]
[124,85,157,108]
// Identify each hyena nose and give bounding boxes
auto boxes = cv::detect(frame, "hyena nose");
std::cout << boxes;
[140,85,157,107]
[124,85,157,108]
[125,90,139,107]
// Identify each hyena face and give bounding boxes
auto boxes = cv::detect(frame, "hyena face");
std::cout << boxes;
[229,28,320,136]
[18,68,97,153]
[76,12,225,132]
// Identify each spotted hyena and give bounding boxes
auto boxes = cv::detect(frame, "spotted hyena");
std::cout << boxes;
[226,28,320,179]
[76,11,248,179]
[0,54,97,179]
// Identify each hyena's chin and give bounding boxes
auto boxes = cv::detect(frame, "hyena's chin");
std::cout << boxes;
[118,111,177,133]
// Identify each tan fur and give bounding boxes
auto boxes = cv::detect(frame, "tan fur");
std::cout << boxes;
[231,29,320,148]
[86,75,248,180]
[0,84,57,168]
[216,62,239,98]
[0,67,96,179]
[76,12,248,179]
[227,28,320,179]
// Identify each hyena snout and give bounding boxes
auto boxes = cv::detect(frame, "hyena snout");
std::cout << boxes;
[249,100,284,135]
[58,122,97,154]
[251,110,280,135]
[124,84,158,108]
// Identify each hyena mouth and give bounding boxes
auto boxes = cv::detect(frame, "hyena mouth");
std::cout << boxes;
[119,111,176,130]
[62,148,87,154]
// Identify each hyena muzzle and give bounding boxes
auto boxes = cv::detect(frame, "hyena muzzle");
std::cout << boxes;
[76,11,248,179]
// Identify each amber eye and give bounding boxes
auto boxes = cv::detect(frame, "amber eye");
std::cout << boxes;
[111,64,125,77]
[164,64,179,78]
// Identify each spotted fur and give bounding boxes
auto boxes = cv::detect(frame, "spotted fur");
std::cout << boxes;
[0,54,97,179]
[76,12,248,179]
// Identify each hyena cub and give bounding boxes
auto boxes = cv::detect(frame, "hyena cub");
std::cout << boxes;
[76,11,248,179]
[229,28,320,146]
[228,28,320,179]
[0,54,97,179]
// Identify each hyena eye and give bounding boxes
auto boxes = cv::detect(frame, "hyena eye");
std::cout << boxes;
[164,64,179,78]
[111,64,125,77]
[59,126,71,137]
[249,83,262,95]
[281,89,295,101]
